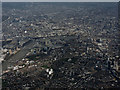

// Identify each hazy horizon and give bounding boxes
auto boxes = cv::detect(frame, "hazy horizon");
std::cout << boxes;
[2,0,119,2]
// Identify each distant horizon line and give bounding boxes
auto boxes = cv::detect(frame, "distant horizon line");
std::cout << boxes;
[1,1,119,2]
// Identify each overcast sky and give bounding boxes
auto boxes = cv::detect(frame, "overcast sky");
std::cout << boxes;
[1,0,119,2]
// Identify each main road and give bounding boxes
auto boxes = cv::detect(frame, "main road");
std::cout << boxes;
[2,40,34,71]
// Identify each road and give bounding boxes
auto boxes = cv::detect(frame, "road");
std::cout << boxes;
[2,40,34,71]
